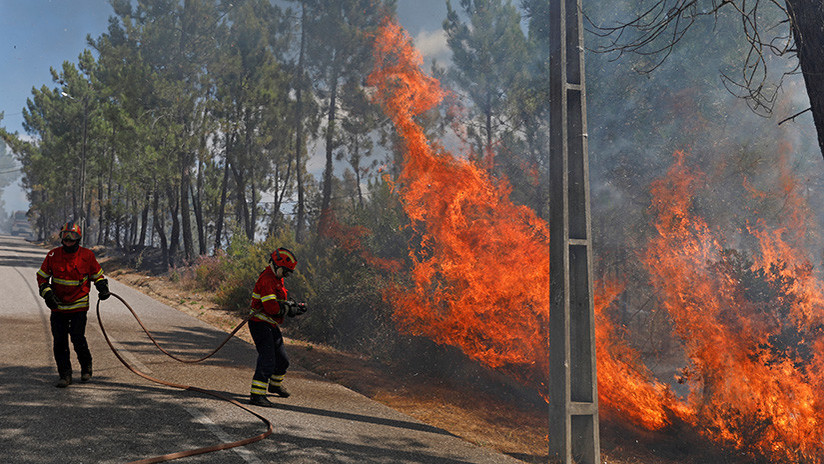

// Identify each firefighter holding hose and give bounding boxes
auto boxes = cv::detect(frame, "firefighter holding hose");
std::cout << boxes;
[36,221,110,388]
[248,247,307,407]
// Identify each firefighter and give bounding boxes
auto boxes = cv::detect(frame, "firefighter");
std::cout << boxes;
[248,247,307,407]
[37,222,110,388]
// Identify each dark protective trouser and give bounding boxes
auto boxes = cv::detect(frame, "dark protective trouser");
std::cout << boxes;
[248,319,289,393]
[50,311,92,378]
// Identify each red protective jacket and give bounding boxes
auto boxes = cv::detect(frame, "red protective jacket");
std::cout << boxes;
[250,265,287,326]
[36,246,105,313]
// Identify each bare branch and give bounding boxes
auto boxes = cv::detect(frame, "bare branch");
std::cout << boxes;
[778,107,812,125]
[585,0,797,116]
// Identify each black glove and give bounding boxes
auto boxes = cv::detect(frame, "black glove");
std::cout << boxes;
[287,301,307,317]
[40,284,60,310]
[277,300,292,317]
[95,279,111,300]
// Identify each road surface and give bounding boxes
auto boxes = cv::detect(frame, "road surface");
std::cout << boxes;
[0,235,523,464]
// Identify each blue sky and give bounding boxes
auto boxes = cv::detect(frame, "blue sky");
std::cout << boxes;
[0,0,452,211]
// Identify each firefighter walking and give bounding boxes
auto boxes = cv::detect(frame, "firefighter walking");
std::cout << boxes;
[248,247,306,407]
[36,222,110,387]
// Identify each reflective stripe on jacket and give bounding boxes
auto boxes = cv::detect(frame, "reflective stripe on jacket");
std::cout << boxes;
[250,265,287,326]
[36,246,105,313]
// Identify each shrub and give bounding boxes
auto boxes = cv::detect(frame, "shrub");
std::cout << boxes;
[191,252,230,290]
[190,229,315,313]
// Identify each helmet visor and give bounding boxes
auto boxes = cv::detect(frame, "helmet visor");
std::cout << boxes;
[62,231,80,241]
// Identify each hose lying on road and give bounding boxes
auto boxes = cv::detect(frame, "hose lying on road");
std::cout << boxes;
[96,292,272,464]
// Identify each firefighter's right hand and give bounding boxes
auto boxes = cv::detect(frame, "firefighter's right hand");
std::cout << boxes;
[95,279,111,300]
[287,301,307,317]
[40,285,60,310]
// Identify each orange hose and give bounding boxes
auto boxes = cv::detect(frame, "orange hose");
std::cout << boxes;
[96,292,273,463]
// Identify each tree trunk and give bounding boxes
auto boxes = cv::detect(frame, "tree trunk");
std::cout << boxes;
[250,169,257,240]
[128,197,136,247]
[193,160,206,255]
[319,59,340,236]
[152,187,169,273]
[139,192,149,247]
[101,125,116,245]
[231,118,251,239]
[353,137,363,208]
[86,196,93,245]
[180,156,194,261]
[97,175,105,245]
[230,160,250,239]
[114,209,122,249]
[166,183,180,267]
[214,133,232,254]
[295,1,307,243]
[786,0,824,159]
[269,162,281,237]
[247,122,256,241]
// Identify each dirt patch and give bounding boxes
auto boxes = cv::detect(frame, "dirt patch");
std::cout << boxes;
[95,248,691,464]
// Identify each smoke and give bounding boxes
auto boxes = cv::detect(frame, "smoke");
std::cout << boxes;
[411,28,450,68]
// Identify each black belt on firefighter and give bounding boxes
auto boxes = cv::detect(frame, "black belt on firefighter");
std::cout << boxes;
[96,292,272,464]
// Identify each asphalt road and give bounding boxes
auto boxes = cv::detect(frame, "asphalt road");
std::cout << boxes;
[0,235,523,464]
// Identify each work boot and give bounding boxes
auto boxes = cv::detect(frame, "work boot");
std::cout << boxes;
[268,384,290,398]
[80,362,92,382]
[249,394,277,408]
[56,374,72,388]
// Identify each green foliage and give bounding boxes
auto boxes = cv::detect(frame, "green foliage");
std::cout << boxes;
[281,178,411,357]
[443,0,529,154]
[189,227,315,312]
[295,234,399,357]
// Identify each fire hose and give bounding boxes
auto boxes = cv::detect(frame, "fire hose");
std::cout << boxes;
[95,292,273,464]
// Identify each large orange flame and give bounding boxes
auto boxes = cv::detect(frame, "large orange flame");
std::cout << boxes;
[643,150,824,462]
[368,17,677,421]
[369,16,824,463]
[594,279,681,430]
[368,20,550,385]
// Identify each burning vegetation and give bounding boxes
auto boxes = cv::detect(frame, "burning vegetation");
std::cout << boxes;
[637,150,824,462]
[367,20,550,388]
[368,18,824,463]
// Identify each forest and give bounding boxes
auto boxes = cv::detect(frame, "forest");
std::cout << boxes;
[3,0,824,462]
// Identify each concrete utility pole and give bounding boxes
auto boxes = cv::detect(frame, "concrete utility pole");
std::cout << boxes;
[548,0,600,462]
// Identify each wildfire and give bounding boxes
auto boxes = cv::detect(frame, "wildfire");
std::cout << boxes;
[367,19,550,385]
[369,16,824,463]
[594,279,677,430]
[643,150,824,461]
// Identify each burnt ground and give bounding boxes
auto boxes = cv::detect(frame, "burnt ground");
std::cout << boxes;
[92,245,710,464]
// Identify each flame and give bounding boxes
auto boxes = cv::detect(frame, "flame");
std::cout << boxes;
[368,16,824,462]
[367,19,550,385]
[642,150,824,461]
[594,279,681,430]
[323,210,403,274]
[368,17,683,428]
